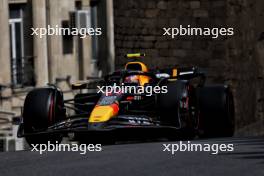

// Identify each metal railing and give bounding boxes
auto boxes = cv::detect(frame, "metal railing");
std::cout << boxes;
[11,56,35,88]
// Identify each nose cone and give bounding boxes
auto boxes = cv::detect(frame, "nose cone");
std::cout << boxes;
[89,104,119,123]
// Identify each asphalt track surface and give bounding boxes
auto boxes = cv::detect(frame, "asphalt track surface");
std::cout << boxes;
[0,137,264,176]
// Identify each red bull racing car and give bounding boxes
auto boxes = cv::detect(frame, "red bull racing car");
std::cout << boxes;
[17,53,235,145]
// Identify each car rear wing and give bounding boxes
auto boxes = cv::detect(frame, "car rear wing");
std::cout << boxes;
[177,67,206,79]
[155,66,205,78]
[155,66,206,86]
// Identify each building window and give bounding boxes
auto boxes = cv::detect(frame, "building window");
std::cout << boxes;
[9,5,35,87]
[62,20,73,55]
[9,6,25,87]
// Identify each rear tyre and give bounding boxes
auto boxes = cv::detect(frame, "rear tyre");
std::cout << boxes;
[197,85,235,138]
[23,87,66,145]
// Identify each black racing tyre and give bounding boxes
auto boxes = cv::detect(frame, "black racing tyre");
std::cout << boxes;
[197,85,235,138]
[23,87,66,145]
[158,80,196,140]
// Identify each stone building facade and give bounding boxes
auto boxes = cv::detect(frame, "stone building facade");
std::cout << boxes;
[113,0,264,135]
[0,0,114,143]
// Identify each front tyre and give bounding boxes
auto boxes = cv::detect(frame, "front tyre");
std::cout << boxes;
[23,87,66,145]
[158,80,197,140]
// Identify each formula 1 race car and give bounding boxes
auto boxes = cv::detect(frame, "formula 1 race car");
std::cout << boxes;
[17,53,235,145]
